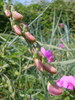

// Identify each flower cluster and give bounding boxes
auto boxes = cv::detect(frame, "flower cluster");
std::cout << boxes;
[4,3,73,98]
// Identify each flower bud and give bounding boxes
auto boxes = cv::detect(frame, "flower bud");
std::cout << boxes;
[4,10,11,18]
[34,59,44,72]
[12,25,22,35]
[43,64,57,74]
[24,32,36,43]
[59,23,64,28]
[47,83,63,96]
[59,43,65,49]
[12,11,23,20]
[20,23,30,31]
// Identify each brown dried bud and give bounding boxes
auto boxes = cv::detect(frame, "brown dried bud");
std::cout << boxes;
[4,10,11,18]
[47,83,63,96]
[12,11,23,20]
[34,59,44,72]
[43,64,57,74]
[24,32,36,43]
[12,25,22,35]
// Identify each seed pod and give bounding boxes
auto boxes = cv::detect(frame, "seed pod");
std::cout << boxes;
[34,59,44,72]
[12,25,22,35]
[43,64,57,74]
[4,10,11,18]
[24,32,36,43]
[47,83,63,96]
[12,11,23,20]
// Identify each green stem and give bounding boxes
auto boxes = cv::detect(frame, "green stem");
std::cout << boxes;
[38,71,48,100]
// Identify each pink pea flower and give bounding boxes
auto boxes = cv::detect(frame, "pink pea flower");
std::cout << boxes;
[59,23,64,28]
[59,43,65,49]
[40,47,54,63]
[56,76,75,90]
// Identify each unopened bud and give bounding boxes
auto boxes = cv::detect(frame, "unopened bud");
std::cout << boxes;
[47,83,63,96]
[4,10,11,18]
[43,64,57,74]
[12,25,22,35]
[34,59,44,72]
[24,32,36,43]
[20,23,30,31]
[12,11,23,20]
[59,23,64,28]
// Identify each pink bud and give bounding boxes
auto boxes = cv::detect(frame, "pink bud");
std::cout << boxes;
[24,32,36,43]
[59,43,65,49]
[12,11,23,20]
[43,64,57,74]
[12,25,22,35]
[34,59,44,72]
[20,23,30,29]
[47,83,63,96]
[20,23,30,32]
[59,23,64,28]
[4,10,11,18]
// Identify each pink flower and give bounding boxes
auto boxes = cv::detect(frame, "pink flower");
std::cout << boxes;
[56,76,75,90]
[40,47,54,62]
[59,23,64,28]
[59,44,65,49]
[47,83,63,96]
